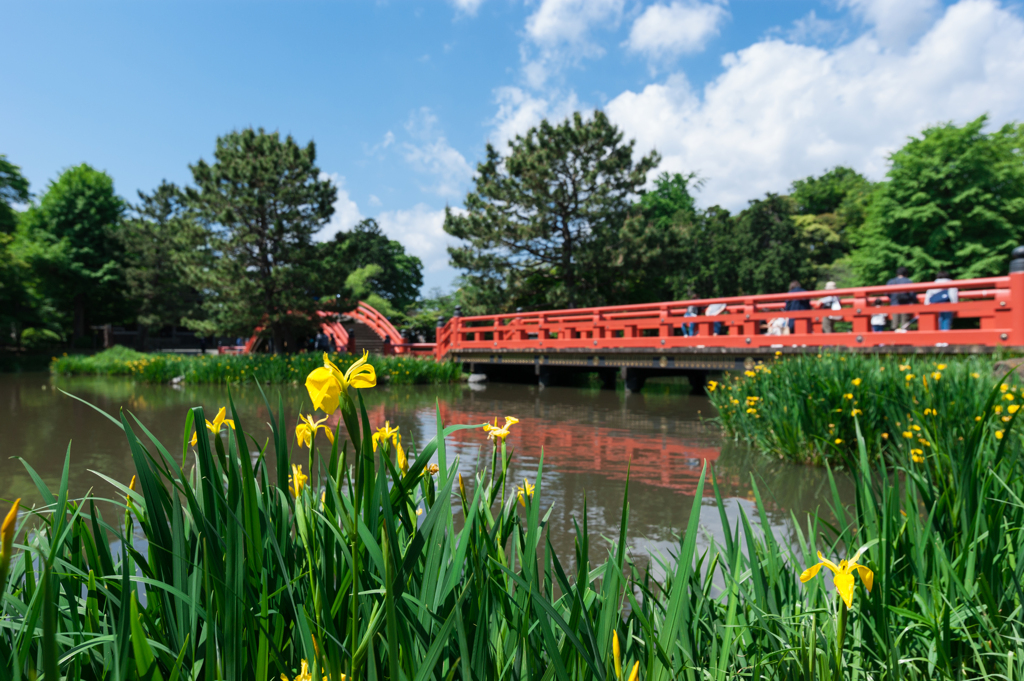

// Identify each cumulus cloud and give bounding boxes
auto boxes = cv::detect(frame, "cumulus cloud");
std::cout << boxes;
[521,0,624,88]
[316,173,363,241]
[489,86,581,149]
[604,0,1024,211]
[786,10,843,45]
[449,0,485,16]
[402,108,473,197]
[625,1,729,59]
[377,204,466,290]
[840,0,941,49]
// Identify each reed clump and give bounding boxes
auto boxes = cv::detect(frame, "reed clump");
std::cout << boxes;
[50,345,462,385]
[707,351,1013,465]
[2,351,1023,679]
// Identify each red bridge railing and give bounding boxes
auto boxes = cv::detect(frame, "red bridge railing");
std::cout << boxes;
[435,269,1024,361]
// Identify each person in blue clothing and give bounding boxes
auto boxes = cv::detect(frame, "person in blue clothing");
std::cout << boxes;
[784,280,811,333]
[886,266,917,331]
[681,305,697,336]
[925,270,958,330]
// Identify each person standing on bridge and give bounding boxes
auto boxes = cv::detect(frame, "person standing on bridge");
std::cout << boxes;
[817,281,843,333]
[784,281,811,333]
[681,306,698,336]
[886,266,917,331]
[925,270,958,331]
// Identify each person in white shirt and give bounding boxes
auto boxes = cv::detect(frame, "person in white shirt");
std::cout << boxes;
[924,270,958,331]
[870,298,888,332]
[817,281,843,333]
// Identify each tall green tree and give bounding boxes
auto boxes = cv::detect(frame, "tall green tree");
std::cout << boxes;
[186,128,336,352]
[119,182,209,345]
[789,166,875,282]
[0,155,31,234]
[732,194,816,294]
[445,111,660,312]
[19,164,127,342]
[850,115,1024,283]
[318,218,423,313]
[617,172,700,302]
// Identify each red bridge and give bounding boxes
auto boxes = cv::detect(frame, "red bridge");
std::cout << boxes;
[433,248,1024,391]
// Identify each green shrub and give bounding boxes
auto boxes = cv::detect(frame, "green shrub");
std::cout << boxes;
[707,352,1011,465]
[50,346,462,385]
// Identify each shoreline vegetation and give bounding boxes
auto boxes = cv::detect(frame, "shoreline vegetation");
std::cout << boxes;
[707,351,1017,466]
[1,353,1022,679]
[49,346,463,385]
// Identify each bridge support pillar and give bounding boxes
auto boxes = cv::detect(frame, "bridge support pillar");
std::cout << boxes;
[685,370,709,395]
[621,368,647,394]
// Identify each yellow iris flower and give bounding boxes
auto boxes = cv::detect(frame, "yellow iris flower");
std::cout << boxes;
[517,479,535,507]
[281,660,313,681]
[613,631,622,679]
[800,547,874,609]
[289,464,309,499]
[483,416,518,442]
[851,378,862,386]
[372,421,400,451]
[1,498,21,584]
[372,422,407,475]
[628,661,639,681]
[305,351,377,415]
[190,406,236,446]
[296,414,334,448]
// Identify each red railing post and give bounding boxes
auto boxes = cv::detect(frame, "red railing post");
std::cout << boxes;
[852,293,869,335]
[1007,247,1024,345]
[743,298,757,337]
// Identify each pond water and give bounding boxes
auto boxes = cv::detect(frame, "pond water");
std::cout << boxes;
[0,372,851,564]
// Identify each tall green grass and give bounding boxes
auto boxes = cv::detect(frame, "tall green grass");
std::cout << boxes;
[1,360,1023,679]
[707,352,1011,465]
[50,346,462,385]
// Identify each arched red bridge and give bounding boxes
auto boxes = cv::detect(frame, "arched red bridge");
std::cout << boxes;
[434,249,1024,391]
[233,301,434,356]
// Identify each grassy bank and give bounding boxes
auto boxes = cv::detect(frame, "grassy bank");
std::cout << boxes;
[50,345,462,385]
[2,356,1023,679]
[707,352,1014,466]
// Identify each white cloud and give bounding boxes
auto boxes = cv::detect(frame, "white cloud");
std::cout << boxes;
[489,86,581,149]
[316,172,363,241]
[604,0,1024,211]
[786,10,842,45]
[368,194,382,207]
[377,204,466,290]
[840,0,940,49]
[449,0,485,16]
[625,1,728,59]
[522,0,624,88]
[402,108,473,197]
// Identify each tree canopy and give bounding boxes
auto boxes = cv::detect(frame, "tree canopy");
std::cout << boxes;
[851,115,1024,283]
[119,182,209,337]
[445,111,660,312]
[19,164,127,341]
[318,218,423,315]
[186,128,337,352]
[0,155,31,234]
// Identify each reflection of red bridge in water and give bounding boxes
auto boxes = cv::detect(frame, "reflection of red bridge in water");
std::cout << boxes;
[332,402,722,496]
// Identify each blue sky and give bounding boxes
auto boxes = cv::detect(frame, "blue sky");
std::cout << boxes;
[4,0,1023,294]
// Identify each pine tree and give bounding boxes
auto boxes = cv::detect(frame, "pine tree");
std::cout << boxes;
[187,128,336,352]
[445,111,659,312]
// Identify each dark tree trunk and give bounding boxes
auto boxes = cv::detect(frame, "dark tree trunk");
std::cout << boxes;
[73,294,86,343]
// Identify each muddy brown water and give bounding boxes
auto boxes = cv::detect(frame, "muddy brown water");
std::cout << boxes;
[0,372,852,568]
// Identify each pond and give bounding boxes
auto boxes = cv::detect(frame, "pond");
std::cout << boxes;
[0,372,851,564]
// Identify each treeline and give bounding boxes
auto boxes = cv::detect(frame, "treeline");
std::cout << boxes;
[0,129,445,352]
[4,113,1023,350]
[445,113,1024,312]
